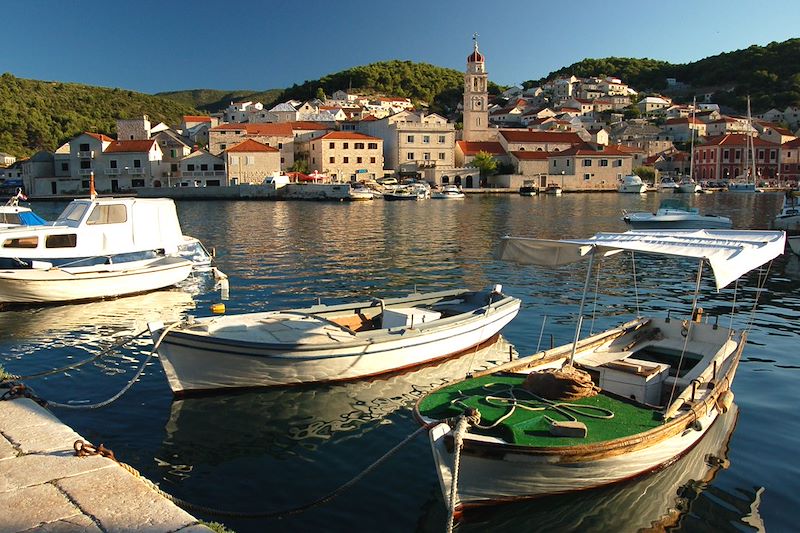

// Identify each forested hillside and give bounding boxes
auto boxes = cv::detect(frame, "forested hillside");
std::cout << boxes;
[0,73,198,157]
[529,39,800,112]
[156,88,283,113]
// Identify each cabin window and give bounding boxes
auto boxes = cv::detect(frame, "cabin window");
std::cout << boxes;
[0,213,21,224]
[45,234,77,248]
[86,204,127,225]
[3,236,38,248]
[57,203,88,223]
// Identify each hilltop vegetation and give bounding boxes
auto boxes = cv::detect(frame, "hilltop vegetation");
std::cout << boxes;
[0,73,199,158]
[157,88,284,113]
[530,38,800,113]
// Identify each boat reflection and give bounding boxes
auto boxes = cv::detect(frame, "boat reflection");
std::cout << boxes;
[430,404,744,532]
[157,336,517,478]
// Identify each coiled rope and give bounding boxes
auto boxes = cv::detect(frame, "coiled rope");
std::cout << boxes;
[447,416,470,533]
[73,423,434,520]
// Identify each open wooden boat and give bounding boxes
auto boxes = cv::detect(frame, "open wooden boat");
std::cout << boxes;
[414,229,785,516]
[148,286,521,395]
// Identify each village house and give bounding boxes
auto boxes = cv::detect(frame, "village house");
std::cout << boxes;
[208,123,295,169]
[51,132,113,195]
[548,143,635,191]
[636,96,672,115]
[0,152,17,166]
[704,116,754,137]
[661,117,707,142]
[454,141,509,168]
[153,129,194,183]
[780,138,800,182]
[177,150,226,187]
[102,139,164,189]
[180,115,215,146]
[693,134,780,182]
[225,139,281,185]
[308,131,383,181]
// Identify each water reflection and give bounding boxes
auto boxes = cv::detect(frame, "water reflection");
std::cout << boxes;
[157,336,516,479]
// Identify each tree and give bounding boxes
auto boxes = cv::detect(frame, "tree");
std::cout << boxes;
[470,151,497,178]
[315,87,326,101]
[290,157,309,174]
[633,166,656,183]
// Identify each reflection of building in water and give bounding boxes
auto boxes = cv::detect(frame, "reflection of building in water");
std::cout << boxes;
[158,336,516,477]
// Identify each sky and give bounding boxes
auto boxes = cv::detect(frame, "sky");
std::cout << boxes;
[3,0,800,95]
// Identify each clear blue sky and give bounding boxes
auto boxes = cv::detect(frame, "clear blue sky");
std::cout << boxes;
[3,0,799,94]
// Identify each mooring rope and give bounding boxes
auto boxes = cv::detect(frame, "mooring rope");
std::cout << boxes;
[447,416,470,533]
[0,328,150,383]
[74,424,434,520]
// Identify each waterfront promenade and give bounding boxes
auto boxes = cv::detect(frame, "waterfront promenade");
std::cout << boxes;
[0,398,211,533]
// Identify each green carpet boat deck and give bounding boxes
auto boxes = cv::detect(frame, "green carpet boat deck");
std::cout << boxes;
[417,373,662,447]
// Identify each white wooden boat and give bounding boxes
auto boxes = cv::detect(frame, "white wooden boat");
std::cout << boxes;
[383,185,427,201]
[0,197,210,303]
[0,255,193,304]
[544,183,563,196]
[414,230,785,515]
[658,177,679,192]
[618,175,648,194]
[431,185,466,199]
[148,286,521,395]
[623,198,732,229]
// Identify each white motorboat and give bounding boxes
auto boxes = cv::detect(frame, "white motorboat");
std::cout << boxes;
[618,175,648,194]
[0,189,46,228]
[543,183,563,196]
[0,197,210,304]
[431,185,466,199]
[658,177,679,192]
[383,183,429,201]
[623,198,732,229]
[148,286,521,395]
[676,177,701,193]
[348,183,376,201]
[415,229,785,516]
[772,193,800,233]
[518,181,538,196]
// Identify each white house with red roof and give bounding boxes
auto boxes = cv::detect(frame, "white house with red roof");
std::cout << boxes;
[704,116,754,137]
[455,141,508,167]
[225,139,281,184]
[49,132,114,194]
[548,143,635,191]
[208,123,295,168]
[102,139,164,190]
[177,150,226,187]
[308,131,384,181]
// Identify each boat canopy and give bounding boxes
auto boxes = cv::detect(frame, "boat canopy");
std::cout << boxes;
[18,211,47,225]
[498,230,786,290]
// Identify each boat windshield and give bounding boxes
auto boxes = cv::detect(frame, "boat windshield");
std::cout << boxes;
[54,203,89,225]
[658,198,693,211]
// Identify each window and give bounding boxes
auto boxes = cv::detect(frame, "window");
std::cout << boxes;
[438,135,446,143]
[110,160,117,168]
[343,143,349,149]
[220,144,226,150]
[368,143,378,149]
[281,157,284,164]
[133,159,141,168]
[206,180,220,186]
[86,204,127,225]
[356,157,362,164]
[758,149,765,160]
[312,158,316,164]
[584,173,591,180]
[171,163,178,172]
[61,162,69,172]
[245,157,254,165]
[343,157,349,163]
[170,149,177,158]
[3,236,38,248]
[770,150,777,161]
[329,142,335,149]
[213,164,224,171]
[278,143,283,149]
[81,180,90,189]
[131,179,145,187]
[201,164,209,171]
[407,153,415,160]
[600,159,608,167]
[79,143,90,152]
[423,153,430,160]
[583,159,592,167]
[370,157,376,163]
[355,143,364,149]
[423,135,430,144]
[80,160,91,169]
[329,157,335,163]
[439,152,446,160]
[187,164,195,171]
[613,159,622,167]
[407,135,414,143]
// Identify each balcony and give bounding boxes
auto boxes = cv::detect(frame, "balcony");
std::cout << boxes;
[78,168,94,176]
[77,151,95,158]
[106,168,120,175]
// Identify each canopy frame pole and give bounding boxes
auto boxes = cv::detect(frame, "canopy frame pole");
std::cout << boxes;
[568,246,595,367]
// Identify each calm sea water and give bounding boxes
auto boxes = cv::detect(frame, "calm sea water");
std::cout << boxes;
[2,192,798,532]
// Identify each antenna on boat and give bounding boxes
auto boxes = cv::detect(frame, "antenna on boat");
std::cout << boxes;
[89,171,97,200]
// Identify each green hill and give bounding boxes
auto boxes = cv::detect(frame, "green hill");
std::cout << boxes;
[528,38,800,113]
[0,73,200,158]
[156,88,284,113]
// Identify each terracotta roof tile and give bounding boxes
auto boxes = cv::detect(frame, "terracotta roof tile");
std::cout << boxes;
[500,130,582,144]
[183,115,211,122]
[510,150,551,160]
[457,141,506,156]
[103,140,156,153]
[86,132,114,143]
[226,139,279,153]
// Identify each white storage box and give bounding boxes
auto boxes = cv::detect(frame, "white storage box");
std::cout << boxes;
[382,307,442,329]
[598,357,669,405]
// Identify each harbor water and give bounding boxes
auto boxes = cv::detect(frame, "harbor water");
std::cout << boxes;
[2,192,798,532]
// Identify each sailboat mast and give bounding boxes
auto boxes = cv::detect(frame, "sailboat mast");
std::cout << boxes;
[746,96,756,183]
[689,97,696,181]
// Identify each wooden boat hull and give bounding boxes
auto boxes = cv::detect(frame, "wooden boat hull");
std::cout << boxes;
[417,316,743,511]
[0,256,193,304]
[152,289,521,394]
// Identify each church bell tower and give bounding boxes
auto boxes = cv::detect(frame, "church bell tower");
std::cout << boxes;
[462,34,490,142]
